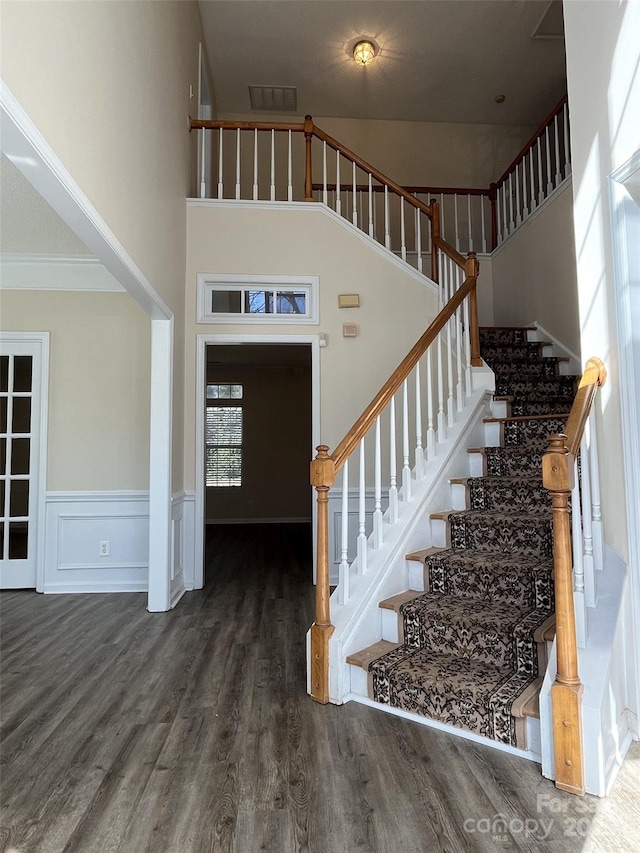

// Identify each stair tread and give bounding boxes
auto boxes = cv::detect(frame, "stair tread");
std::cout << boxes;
[379,589,423,611]
[346,640,398,669]
[406,547,443,562]
[484,414,569,423]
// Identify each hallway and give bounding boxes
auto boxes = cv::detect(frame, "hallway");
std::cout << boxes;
[1,524,638,852]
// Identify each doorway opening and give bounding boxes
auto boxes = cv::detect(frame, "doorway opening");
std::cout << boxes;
[196,337,320,588]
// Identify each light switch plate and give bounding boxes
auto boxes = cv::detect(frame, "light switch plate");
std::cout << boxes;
[343,323,358,337]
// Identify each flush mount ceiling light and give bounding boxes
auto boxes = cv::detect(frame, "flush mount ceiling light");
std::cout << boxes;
[353,40,376,66]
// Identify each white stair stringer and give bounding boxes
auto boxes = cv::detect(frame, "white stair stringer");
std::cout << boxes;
[321,362,495,706]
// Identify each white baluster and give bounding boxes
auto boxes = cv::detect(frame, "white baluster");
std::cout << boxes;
[440,192,446,244]
[402,379,411,501]
[580,434,596,608]
[217,127,224,199]
[235,128,241,200]
[480,194,487,253]
[426,348,435,460]
[199,128,206,198]
[374,417,383,548]
[416,206,423,274]
[529,147,536,212]
[563,103,571,177]
[467,194,473,253]
[322,141,328,205]
[368,173,374,238]
[463,294,472,397]
[571,458,587,648]
[502,182,509,239]
[338,460,350,605]
[545,125,553,196]
[515,162,522,226]
[446,288,455,427]
[589,410,604,571]
[554,114,561,188]
[455,300,463,412]
[496,185,502,245]
[415,364,423,479]
[400,198,407,261]
[252,128,259,201]
[384,186,391,250]
[287,130,293,201]
[508,173,515,233]
[522,154,529,220]
[336,151,341,216]
[270,129,276,201]
[454,193,460,252]
[357,438,367,573]
[537,136,544,205]
[389,397,398,523]
[437,332,446,441]
[352,162,358,226]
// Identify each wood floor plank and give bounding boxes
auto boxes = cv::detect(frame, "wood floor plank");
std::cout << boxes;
[1,523,639,852]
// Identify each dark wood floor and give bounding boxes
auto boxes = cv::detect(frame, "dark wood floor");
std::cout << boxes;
[1,523,638,852]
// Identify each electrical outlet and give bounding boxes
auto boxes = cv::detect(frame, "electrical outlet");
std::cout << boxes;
[99,540,110,557]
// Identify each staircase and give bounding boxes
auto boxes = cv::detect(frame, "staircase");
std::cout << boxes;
[346,326,578,752]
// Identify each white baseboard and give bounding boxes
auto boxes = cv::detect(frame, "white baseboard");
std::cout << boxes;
[44,491,149,594]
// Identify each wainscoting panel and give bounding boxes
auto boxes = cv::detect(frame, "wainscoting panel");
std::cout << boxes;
[172,491,196,597]
[44,492,149,593]
[328,489,388,585]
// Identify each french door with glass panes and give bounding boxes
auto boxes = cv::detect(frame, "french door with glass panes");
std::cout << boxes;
[0,335,48,589]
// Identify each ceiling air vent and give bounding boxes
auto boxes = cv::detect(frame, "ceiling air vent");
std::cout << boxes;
[249,85,297,112]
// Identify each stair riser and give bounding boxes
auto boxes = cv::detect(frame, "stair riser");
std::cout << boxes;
[485,447,543,477]
[503,418,567,447]
[427,560,553,610]
[495,379,576,399]
[468,479,550,512]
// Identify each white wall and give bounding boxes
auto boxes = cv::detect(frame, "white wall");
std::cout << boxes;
[564,0,640,562]
[491,183,580,355]
[184,202,441,491]
[0,290,151,491]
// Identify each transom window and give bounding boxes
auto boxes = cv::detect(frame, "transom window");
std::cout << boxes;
[197,275,318,324]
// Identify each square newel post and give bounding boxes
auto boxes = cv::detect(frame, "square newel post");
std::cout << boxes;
[465,252,482,367]
[429,198,440,284]
[304,115,314,202]
[543,433,585,795]
[309,445,335,703]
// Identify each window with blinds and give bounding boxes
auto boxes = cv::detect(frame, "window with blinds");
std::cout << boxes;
[205,384,244,487]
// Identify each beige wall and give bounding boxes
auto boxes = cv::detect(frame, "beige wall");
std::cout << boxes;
[220,112,535,189]
[0,290,151,491]
[1,0,205,493]
[184,203,440,490]
[564,0,640,561]
[491,183,580,355]
[1,0,203,315]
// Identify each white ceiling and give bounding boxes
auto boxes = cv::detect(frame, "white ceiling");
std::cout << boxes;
[200,0,567,127]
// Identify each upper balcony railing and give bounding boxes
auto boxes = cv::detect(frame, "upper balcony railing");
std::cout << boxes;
[191,95,570,262]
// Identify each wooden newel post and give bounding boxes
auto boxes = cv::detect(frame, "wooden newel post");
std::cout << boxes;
[465,252,482,367]
[489,183,498,251]
[429,198,440,284]
[309,445,336,703]
[543,434,585,795]
[304,115,314,202]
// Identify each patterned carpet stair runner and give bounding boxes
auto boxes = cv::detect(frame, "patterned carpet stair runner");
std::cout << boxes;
[363,327,577,748]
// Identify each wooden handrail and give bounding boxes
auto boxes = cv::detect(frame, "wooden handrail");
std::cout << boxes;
[332,261,478,472]
[190,118,305,133]
[433,236,467,270]
[542,355,606,796]
[311,182,490,197]
[495,95,568,189]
